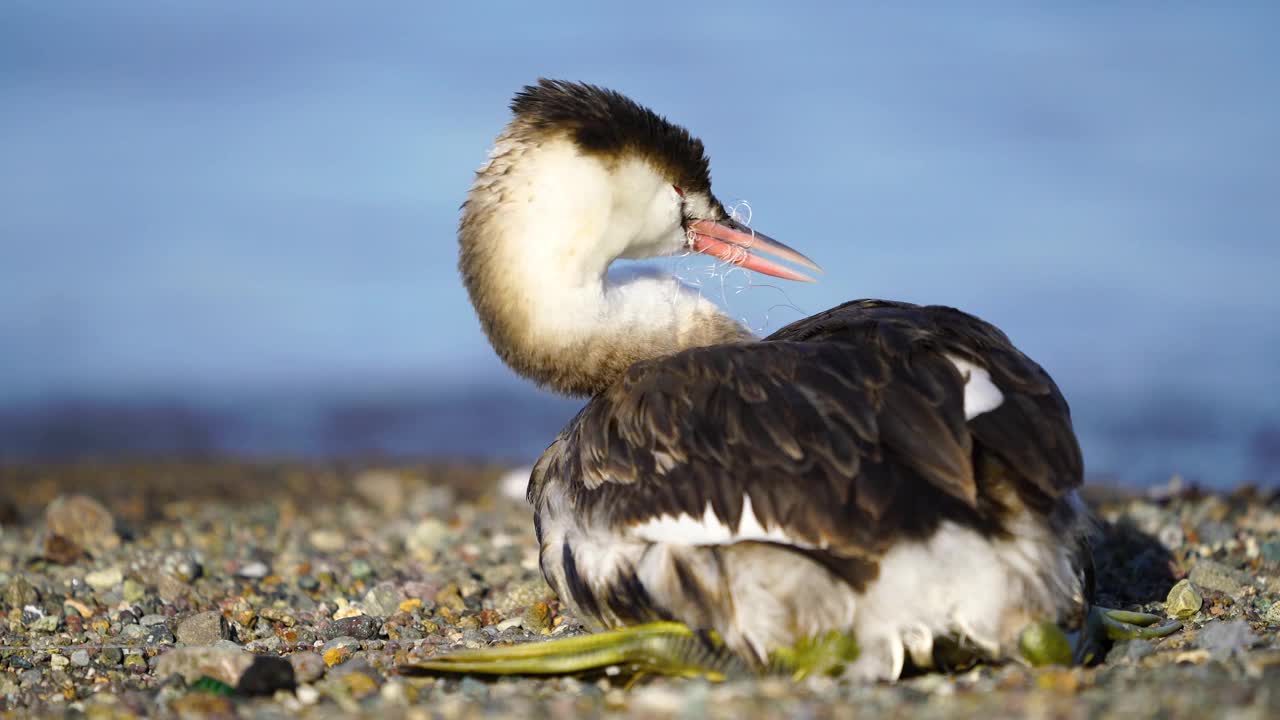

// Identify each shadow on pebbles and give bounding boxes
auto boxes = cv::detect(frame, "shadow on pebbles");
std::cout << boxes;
[0,462,1277,718]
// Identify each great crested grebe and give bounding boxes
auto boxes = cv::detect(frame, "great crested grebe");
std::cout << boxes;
[404,79,1177,682]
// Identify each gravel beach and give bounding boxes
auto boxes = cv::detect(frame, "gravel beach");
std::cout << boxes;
[1,461,1277,718]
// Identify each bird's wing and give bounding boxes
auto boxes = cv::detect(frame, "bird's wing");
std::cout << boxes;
[530,300,1082,562]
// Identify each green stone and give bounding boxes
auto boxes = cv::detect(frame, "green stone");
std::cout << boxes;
[350,560,374,580]
[122,579,146,603]
[191,675,235,695]
[31,614,61,633]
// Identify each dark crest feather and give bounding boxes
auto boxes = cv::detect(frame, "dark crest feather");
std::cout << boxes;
[510,79,714,194]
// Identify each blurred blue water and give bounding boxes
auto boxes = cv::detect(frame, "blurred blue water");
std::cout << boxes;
[2,3,1277,486]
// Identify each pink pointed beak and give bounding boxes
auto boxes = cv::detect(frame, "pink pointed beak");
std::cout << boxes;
[687,218,822,282]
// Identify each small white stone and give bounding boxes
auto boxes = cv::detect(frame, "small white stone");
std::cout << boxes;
[296,684,320,705]
[84,567,123,591]
[237,561,269,579]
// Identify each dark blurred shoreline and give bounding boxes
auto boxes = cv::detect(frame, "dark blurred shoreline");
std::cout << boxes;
[1,390,1276,490]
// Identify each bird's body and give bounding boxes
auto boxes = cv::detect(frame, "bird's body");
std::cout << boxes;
[409,79,1177,682]
[529,300,1091,680]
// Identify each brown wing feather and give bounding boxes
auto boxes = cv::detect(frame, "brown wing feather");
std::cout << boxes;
[529,299,1082,561]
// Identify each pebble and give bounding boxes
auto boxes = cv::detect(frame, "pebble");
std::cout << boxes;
[122,578,146,603]
[324,614,382,641]
[338,671,380,700]
[308,529,347,552]
[522,601,552,631]
[123,653,147,672]
[406,519,449,560]
[1188,559,1249,595]
[1262,541,1280,564]
[321,636,361,667]
[157,573,190,603]
[70,649,90,667]
[238,561,270,579]
[296,684,321,705]
[140,613,168,626]
[31,614,60,633]
[350,559,374,580]
[96,648,123,667]
[435,583,465,612]
[1197,521,1236,548]
[363,583,403,617]
[1265,603,1280,625]
[1165,579,1203,619]
[84,567,123,591]
[289,651,327,683]
[153,646,253,685]
[49,654,69,670]
[44,494,120,554]
[162,553,203,582]
[176,610,230,645]
[3,575,41,608]
[354,470,406,515]
[146,624,176,644]
[235,655,296,696]
[1197,620,1256,661]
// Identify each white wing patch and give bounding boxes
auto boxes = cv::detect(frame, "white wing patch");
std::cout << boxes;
[628,495,814,548]
[946,356,1005,420]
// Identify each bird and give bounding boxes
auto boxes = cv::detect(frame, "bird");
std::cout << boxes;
[402,79,1178,682]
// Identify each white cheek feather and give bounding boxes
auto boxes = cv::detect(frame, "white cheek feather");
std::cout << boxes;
[628,495,815,548]
[946,355,1005,420]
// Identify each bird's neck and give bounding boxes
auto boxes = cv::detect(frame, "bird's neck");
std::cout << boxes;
[459,141,751,397]
[463,251,752,397]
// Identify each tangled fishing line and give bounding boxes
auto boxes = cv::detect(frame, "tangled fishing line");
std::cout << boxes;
[672,200,808,335]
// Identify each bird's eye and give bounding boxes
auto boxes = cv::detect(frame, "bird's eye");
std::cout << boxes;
[673,186,685,198]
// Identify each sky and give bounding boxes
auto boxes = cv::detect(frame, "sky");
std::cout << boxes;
[2,2,1278,483]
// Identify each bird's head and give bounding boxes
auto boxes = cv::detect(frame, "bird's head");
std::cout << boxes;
[465,79,820,283]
